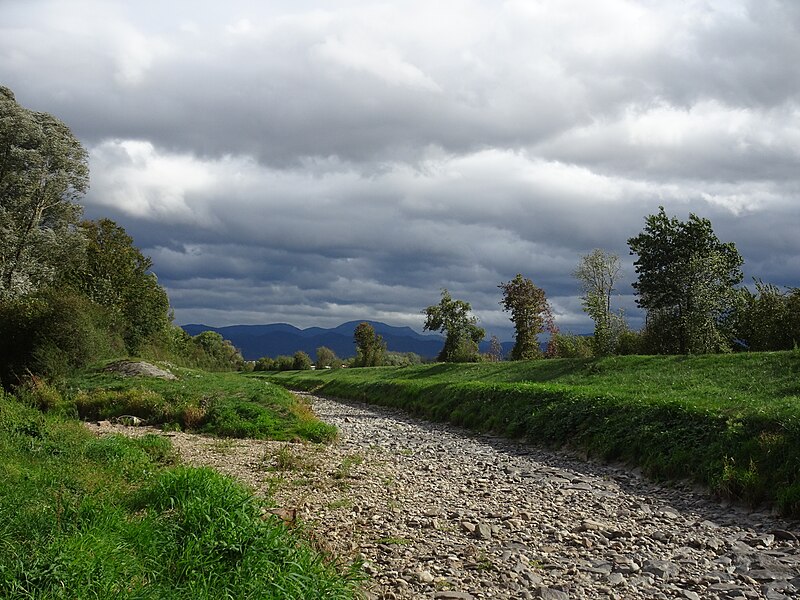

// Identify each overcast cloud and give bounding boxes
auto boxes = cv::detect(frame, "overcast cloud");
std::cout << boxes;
[2,0,798,339]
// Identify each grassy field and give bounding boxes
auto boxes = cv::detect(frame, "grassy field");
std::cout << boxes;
[0,365,360,599]
[259,351,800,516]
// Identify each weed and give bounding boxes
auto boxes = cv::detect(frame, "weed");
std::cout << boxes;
[270,445,307,471]
[333,453,364,479]
[374,536,410,545]
[327,498,353,510]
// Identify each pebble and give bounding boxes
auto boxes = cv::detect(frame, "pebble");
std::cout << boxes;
[136,392,800,600]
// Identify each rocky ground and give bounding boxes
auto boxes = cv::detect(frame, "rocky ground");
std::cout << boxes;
[88,392,800,600]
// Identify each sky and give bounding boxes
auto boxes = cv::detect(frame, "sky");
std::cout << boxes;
[2,0,799,340]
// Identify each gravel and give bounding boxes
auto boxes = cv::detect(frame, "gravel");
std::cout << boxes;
[87,392,800,600]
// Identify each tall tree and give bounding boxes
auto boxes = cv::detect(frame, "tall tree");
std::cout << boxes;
[628,207,743,354]
[573,249,623,355]
[0,86,89,299]
[353,322,386,367]
[65,218,170,353]
[422,289,485,362]
[498,274,556,360]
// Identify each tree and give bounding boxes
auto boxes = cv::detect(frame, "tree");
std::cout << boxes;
[65,218,170,353]
[498,274,556,360]
[315,346,340,369]
[422,289,485,362]
[628,207,743,354]
[292,350,312,370]
[0,86,89,300]
[486,335,504,362]
[734,281,800,351]
[353,322,386,367]
[254,356,276,371]
[573,249,624,355]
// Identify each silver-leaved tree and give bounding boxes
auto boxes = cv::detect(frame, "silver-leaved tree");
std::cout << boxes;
[0,86,89,300]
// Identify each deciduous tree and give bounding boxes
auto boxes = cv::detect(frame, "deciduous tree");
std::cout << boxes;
[498,274,556,360]
[422,290,485,362]
[315,346,339,369]
[573,249,624,355]
[353,322,386,367]
[628,207,743,354]
[65,218,170,353]
[0,86,88,299]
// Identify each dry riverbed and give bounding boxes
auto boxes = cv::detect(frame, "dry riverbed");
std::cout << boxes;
[87,392,800,600]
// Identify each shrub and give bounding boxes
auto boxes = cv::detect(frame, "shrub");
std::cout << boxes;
[550,333,593,358]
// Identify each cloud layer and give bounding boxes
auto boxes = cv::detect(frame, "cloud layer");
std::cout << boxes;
[2,0,798,338]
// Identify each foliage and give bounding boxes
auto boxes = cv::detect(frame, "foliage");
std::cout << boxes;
[185,330,245,371]
[263,350,800,516]
[0,287,123,386]
[498,274,556,360]
[292,350,312,370]
[733,281,800,351]
[382,351,423,367]
[485,335,504,362]
[254,356,276,371]
[549,333,594,358]
[0,393,359,599]
[65,219,170,354]
[0,86,88,300]
[573,249,625,355]
[353,322,387,367]
[628,207,743,354]
[315,346,340,369]
[422,289,485,362]
[275,355,296,371]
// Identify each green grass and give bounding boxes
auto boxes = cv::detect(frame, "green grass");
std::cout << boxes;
[0,390,361,599]
[258,351,800,516]
[67,363,337,442]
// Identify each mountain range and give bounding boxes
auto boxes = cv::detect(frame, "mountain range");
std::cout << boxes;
[181,320,459,361]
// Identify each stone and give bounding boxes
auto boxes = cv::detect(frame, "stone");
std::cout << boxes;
[534,587,570,599]
[642,559,680,580]
[475,522,492,540]
[417,569,435,583]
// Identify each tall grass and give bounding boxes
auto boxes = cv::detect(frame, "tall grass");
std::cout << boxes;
[260,351,800,516]
[0,390,360,599]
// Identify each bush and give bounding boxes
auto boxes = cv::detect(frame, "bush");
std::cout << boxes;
[616,329,645,355]
[550,333,593,358]
[0,289,122,386]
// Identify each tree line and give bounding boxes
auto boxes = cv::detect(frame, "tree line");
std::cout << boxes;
[3,85,797,380]
[0,86,245,387]
[417,208,799,363]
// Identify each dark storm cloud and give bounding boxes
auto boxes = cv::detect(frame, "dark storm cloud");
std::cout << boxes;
[1,0,798,337]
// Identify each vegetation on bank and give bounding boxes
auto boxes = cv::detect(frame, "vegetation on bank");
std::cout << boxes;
[260,350,800,516]
[0,386,360,599]
[67,364,337,442]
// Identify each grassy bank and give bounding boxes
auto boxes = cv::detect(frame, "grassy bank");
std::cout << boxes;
[258,351,800,516]
[0,387,360,599]
[65,363,337,442]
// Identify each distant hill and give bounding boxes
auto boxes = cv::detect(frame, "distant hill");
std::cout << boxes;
[181,320,467,360]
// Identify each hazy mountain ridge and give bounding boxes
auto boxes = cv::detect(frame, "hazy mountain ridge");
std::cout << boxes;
[181,320,456,360]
